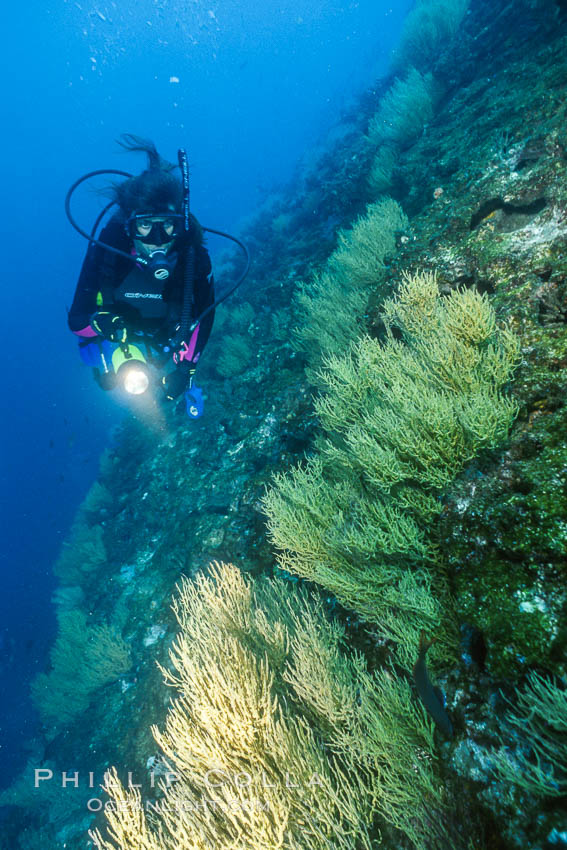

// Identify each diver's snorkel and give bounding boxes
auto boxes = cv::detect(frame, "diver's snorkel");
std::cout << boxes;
[174,148,196,351]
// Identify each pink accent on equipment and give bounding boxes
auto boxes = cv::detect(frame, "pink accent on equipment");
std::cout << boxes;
[74,326,98,337]
[186,324,200,361]
[131,247,144,270]
[173,324,200,364]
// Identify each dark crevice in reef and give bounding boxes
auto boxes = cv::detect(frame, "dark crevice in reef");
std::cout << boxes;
[536,281,567,327]
[475,278,496,295]
[507,136,567,172]
[469,197,547,231]
[443,274,496,296]
[514,137,548,171]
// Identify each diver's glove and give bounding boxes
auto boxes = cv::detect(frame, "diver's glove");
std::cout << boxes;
[162,364,196,400]
[185,385,204,419]
[91,311,127,343]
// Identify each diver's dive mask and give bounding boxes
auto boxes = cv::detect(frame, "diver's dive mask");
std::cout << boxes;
[127,213,183,280]
[126,213,184,245]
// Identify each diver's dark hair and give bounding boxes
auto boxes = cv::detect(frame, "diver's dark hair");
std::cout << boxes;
[112,134,184,217]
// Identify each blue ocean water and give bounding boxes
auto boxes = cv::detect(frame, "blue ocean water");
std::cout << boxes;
[0,0,411,791]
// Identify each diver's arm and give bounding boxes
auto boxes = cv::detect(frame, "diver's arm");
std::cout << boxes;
[68,244,104,336]
[68,218,130,336]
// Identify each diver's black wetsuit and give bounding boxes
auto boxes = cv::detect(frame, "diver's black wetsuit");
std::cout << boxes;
[68,215,215,364]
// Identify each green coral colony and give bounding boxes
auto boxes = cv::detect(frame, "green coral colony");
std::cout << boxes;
[3,1,567,849]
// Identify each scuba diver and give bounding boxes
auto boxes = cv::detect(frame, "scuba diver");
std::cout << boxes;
[67,135,249,418]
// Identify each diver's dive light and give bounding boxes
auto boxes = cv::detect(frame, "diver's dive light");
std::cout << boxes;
[122,365,150,395]
[111,345,150,395]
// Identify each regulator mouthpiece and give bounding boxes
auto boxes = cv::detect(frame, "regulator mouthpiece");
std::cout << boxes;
[144,249,178,281]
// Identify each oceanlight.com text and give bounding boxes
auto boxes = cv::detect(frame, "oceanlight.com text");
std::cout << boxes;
[86,797,273,814]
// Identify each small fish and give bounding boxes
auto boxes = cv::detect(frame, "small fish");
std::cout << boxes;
[413,631,453,738]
